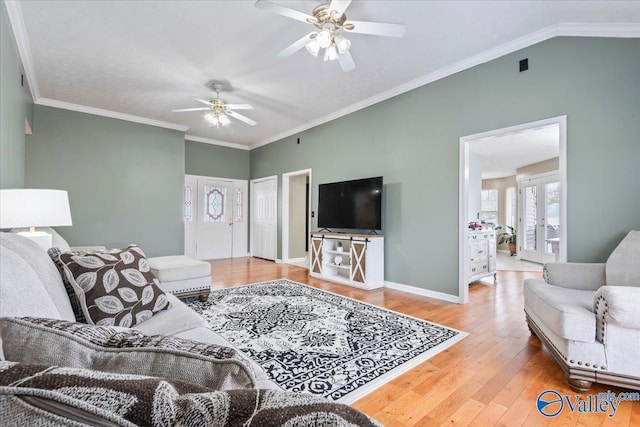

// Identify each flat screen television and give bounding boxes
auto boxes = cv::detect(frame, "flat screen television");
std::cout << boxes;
[317,176,383,231]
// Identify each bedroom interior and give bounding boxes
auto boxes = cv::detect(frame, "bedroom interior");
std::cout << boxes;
[1,1,639,425]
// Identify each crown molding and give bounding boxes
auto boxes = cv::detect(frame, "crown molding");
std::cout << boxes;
[250,25,557,149]
[557,22,640,37]
[37,98,189,132]
[6,2,639,151]
[250,23,640,150]
[4,0,40,101]
[184,134,250,151]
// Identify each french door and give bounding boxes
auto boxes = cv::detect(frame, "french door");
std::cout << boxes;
[518,173,560,264]
[184,175,247,260]
[251,176,277,260]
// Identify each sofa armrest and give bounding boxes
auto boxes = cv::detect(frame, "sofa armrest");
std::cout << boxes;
[594,286,640,344]
[543,262,606,291]
[69,245,107,252]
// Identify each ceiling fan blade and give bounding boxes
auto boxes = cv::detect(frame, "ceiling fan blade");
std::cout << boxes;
[343,20,406,38]
[171,107,210,112]
[338,50,356,72]
[225,104,254,110]
[255,0,317,24]
[276,32,315,58]
[194,98,214,106]
[328,0,352,18]
[227,111,257,126]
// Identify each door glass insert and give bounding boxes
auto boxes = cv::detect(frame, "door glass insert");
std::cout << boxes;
[544,181,560,256]
[236,188,243,222]
[183,186,192,222]
[204,186,226,223]
[524,185,537,251]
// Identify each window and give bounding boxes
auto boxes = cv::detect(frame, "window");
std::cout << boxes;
[505,186,516,228]
[481,189,498,224]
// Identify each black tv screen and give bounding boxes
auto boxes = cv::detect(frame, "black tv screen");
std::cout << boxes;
[317,177,383,230]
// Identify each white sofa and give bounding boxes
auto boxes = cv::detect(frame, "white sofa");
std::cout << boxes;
[0,232,384,426]
[523,230,640,391]
[0,232,275,389]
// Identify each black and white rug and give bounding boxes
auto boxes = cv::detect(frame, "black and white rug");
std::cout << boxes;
[187,279,467,403]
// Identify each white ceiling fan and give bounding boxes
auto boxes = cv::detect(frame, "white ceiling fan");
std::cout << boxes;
[172,83,257,129]
[255,0,406,72]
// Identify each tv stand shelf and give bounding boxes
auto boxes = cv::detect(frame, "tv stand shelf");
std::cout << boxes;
[310,232,384,290]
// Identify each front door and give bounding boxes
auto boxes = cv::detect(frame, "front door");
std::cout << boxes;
[519,173,560,264]
[196,179,234,260]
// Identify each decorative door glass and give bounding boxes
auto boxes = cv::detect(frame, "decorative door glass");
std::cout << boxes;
[204,186,226,223]
[183,186,193,222]
[236,188,243,222]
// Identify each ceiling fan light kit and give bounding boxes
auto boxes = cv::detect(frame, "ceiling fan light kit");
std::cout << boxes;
[172,83,256,130]
[256,0,406,72]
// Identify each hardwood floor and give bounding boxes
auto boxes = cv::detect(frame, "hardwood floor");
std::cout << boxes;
[207,258,640,426]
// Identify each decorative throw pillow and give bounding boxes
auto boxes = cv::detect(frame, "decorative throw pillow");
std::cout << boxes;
[58,244,170,327]
[175,389,383,427]
[47,247,87,323]
[0,360,211,427]
[0,317,256,390]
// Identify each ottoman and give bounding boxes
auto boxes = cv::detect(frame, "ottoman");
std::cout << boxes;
[147,256,211,301]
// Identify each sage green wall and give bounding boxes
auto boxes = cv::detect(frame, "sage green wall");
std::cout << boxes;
[25,105,185,257]
[0,1,33,188]
[185,140,249,180]
[250,37,640,297]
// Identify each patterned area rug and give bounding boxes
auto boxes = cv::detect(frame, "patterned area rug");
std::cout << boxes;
[187,279,467,403]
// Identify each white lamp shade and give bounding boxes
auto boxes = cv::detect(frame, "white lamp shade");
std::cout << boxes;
[0,189,73,228]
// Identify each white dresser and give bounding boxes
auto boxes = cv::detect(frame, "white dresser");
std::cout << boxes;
[467,230,497,283]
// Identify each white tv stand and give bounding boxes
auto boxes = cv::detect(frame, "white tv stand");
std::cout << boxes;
[309,232,384,290]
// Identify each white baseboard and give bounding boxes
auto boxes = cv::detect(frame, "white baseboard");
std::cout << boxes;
[497,249,511,254]
[384,281,461,304]
[284,257,307,263]
[275,259,284,264]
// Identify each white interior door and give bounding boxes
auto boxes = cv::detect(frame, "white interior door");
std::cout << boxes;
[519,173,560,264]
[251,176,277,260]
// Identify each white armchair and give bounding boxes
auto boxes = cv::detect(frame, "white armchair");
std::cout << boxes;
[523,231,640,391]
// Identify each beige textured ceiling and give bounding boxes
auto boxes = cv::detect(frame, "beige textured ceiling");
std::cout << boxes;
[9,1,640,148]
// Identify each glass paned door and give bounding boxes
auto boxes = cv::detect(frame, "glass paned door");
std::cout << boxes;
[197,179,233,260]
[519,174,560,264]
[544,182,560,258]
[523,184,537,251]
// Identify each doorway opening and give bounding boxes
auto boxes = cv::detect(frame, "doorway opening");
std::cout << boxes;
[458,116,567,303]
[282,169,312,268]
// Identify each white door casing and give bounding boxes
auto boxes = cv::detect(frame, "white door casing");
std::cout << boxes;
[282,169,312,264]
[458,115,567,304]
[251,175,277,260]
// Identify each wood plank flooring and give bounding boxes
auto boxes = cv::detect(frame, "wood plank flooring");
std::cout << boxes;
[207,257,639,426]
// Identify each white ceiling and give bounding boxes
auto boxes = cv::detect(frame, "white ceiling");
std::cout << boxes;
[7,1,640,149]
[469,123,560,180]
